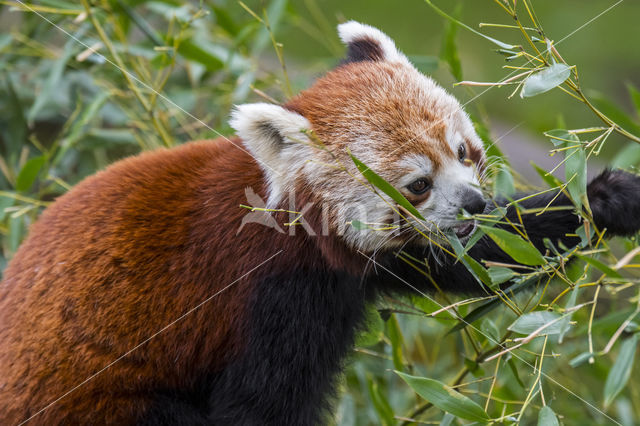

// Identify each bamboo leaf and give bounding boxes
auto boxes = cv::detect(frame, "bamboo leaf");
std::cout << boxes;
[521,64,571,98]
[15,156,46,193]
[395,371,490,422]
[604,334,638,408]
[350,154,425,221]
[367,376,395,426]
[537,406,560,426]
[508,311,563,335]
[478,225,546,266]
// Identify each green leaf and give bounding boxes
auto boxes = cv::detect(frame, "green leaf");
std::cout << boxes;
[627,83,640,115]
[355,306,384,347]
[439,413,455,426]
[15,156,46,192]
[387,314,405,371]
[532,162,563,189]
[604,334,638,408]
[612,143,640,169]
[440,2,462,81]
[507,357,526,388]
[28,35,77,124]
[481,318,500,343]
[558,285,579,344]
[493,165,516,198]
[366,375,395,426]
[537,406,560,426]
[563,133,587,210]
[478,225,546,266]
[569,351,594,368]
[576,254,623,279]
[448,275,539,334]
[463,254,492,287]
[508,311,563,335]
[521,64,572,98]
[3,71,28,159]
[487,266,515,286]
[350,154,425,221]
[589,92,640,136]
[395,371,490,422]
[424,0,516,50]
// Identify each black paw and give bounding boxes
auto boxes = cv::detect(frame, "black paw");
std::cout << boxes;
[588,169,640,237]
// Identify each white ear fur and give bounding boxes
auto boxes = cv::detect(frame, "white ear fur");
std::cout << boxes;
[337,21,410,66]
[230,103,312,207]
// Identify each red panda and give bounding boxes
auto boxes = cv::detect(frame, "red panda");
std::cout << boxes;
[1,21,640,425]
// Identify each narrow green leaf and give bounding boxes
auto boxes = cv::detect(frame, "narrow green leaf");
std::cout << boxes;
[387,314,405,371]
[15,156,46,192]
[487,266,515,286]
[570,351,594,368]
[521,64,572,98]
[440,3,462,81]
[558,285,579,343]
[537,406,560,426]
[447,275,539,334]
[612,143,640,169]
[507,357,526,388]
[576,254,623,279]
[531,162,563,189]
[604,335,638,408]
[494,165,516,198]
[439,413,455,426]
[350,154,425,221]
[28,37,76,124]
[478,225,546,266]
[367,376,395,426]
[627,83,640,115]
[508,311,563,335]
[481,318,500,343]
[395,371,490,422]
[463,254,492,287]
[3,72,28,159]
[563,133,587,211]
[424,0,516,50]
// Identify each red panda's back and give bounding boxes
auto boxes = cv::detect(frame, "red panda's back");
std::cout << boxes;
[0,138,265,423]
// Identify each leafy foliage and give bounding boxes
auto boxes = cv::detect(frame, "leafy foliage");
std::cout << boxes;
[1,1,640,425]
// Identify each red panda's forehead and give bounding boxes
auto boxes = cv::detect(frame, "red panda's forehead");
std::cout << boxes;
[286,61,465,170]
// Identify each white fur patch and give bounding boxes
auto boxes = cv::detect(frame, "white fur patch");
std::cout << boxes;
[230,103,313,207]
[337,21,411,66]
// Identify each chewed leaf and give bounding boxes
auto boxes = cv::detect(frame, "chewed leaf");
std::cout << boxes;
[350,153,425,221]
[508,311,563,335]
[395,371,490,422]
[521,63,572,98]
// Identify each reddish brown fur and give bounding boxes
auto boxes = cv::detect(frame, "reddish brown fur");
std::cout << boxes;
[0,138,357,423]
[286,61,457,173]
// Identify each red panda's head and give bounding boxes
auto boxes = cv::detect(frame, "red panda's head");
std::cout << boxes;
[231,22,486,252]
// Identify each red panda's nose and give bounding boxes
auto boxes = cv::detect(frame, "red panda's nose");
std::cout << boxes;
[462,191,486,216]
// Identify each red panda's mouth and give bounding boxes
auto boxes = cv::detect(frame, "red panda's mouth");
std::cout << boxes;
[455,221,476,239]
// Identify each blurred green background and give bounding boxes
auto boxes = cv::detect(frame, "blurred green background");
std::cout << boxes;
[1,1,640,425]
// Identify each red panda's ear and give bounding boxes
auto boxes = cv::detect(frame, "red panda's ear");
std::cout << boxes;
[338,21,411,66]
[230,103,312,206]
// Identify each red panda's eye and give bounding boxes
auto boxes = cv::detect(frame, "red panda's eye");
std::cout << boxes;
[458,144,466,162]
[408,178,432,195]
